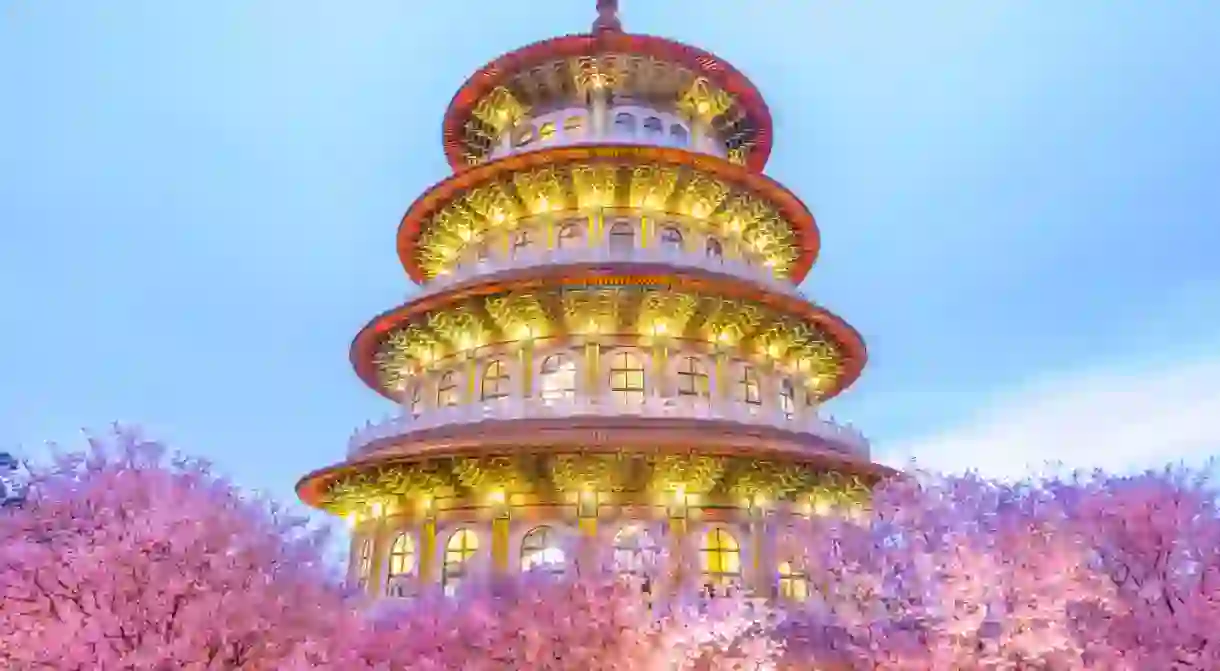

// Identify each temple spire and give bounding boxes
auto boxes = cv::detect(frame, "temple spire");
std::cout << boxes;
[593,0,622,33]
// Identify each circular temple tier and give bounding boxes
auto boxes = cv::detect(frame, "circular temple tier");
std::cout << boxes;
[297,1,889,604]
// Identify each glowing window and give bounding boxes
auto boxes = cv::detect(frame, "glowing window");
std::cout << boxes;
[512,229,533,256]
[437,371,459,407]
[539,121,556,142]
[706,237,723,260]
[780,379,795,418]
[740,366,761,406]
[520,525,566,574]
[670,124,689,146]
[481,359,511,401]
[558,221,584,249]
[778,561,809,602]
[540,354,577,401]
[613,525,659,576]
[442,528,478,596]
[677,356,709,398]
[609,221,635,251]
[660,226,683,251]
[512,124,536,147]
[609,351,646,404]
[387,533,415,581]
[614,112,636,135]
[700,528,741,586]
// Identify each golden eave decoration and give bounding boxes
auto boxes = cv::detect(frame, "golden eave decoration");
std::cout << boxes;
[357,284,856,400]
[396,146,819,284]
[308,452,882,516]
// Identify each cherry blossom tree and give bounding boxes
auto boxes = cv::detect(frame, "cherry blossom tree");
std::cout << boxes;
[0,425,359,670]
[5,424,1218,670]
[1051,467,1220,669]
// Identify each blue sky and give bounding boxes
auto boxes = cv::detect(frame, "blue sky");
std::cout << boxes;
[2,0,1218,512]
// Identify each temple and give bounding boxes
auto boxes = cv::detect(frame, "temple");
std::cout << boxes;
[296,0,890,601]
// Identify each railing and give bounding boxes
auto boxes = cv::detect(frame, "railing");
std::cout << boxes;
[347,395,869,459]
[417,245,800,298]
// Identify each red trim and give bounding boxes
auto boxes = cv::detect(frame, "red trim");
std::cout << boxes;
[348,267,867,402]
[441,31,773,172]
[397,145,818,284]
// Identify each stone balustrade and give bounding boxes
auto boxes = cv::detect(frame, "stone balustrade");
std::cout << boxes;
[417,243,800,299]
[347,394,868,459]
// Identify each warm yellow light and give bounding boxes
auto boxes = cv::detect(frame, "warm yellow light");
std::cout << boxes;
[489,489,506,505]
[717,331,732,344]
[458,228,472,241]
[672,485,686,502]
[458,336,473,351]
[371,501,384,517]
[586,320,599,333]
[767,343,780,358]
[696,101,710,115]
[727,218,742,232]
[492,210,506,224]
[345,512,358,528]
[652,321,668,336]
[517,324,534,340]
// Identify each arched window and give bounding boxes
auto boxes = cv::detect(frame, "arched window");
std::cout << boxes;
[778,561,809,602]
[660,226,683,251]
[609,221,635,252]
[740,366,761,406]
[670,124,689,146]
[779,379,795,418]
[512,123,536,148]
[442,528,478,596]
[512,229,533,256]
[539,121,556,142]
[643,116,663,136]
[677,356,709,398]
[613,525,659,577]
[609,351,646,404]
[437,371,459,407]
[706,236,723,260]
[564,115,584,137]
[475,241,490,262]
[356,538,373,590]
[520,525,565,574]
[386,533,415,588]
[481,359,511,401]
[700,528,741,588]
[557,221,584,249]
[614,112,636,135]
[540,354,577,401]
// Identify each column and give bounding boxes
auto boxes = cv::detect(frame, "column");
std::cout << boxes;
[652,342,668,398]
[368,515,390,597]
[519,340,535,398]
[464,353,478,404]
[640,214,651,249]
[584,341,601,400]
[713,351,731,408]
[749,507,776,597]
[418,518,438,585]
[492,512,511,575]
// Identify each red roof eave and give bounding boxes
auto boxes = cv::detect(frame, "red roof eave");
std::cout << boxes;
[441,31,774,173]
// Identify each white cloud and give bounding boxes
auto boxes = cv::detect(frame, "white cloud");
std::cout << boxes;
[879,356,1220,479]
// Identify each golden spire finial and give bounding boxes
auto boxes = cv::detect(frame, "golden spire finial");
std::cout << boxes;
[593,0,622,33]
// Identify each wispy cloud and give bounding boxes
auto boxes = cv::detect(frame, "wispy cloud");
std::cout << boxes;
[880,355,1220,479]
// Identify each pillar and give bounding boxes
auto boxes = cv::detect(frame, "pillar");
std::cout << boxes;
[749,506,776,597]
[652,342,668,398]
[464,353,478,404]
[492,516,511,575]
[713,351,730,407]
[584,341,601,399]
[519,340,535,398]
[418,501,438,584]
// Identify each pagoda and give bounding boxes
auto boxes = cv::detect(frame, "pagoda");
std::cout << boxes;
[296,0,890,601]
